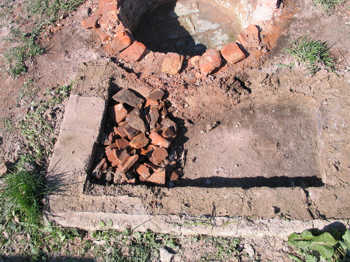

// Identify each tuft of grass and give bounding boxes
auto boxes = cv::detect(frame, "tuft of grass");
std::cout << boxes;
[0,155,44,225]
[286,37,335,75]
[313,0,345,11]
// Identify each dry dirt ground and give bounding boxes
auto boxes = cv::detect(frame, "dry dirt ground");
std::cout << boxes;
[1,0,350,261]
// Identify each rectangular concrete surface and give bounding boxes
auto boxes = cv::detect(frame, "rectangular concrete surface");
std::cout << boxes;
[45,94,350,237]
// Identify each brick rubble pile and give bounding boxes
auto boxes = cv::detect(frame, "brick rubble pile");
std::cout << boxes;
[92,88,180,185]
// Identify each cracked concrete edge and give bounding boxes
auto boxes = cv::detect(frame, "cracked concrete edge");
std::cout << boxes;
[44,210,350,239]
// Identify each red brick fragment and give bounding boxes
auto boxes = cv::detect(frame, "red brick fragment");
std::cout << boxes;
[149,147,168,165]
[149,131,170,148]
[161,53,184,74]
[221,42,246,64]
[120,41,147,63]
[114,126,127,138]
[199,49,222,76]
[170,171,179,181]
[121,126,140,140]
[140,144,155,156]
[189,55,200,68]
[114,103,128,123]
[136,164,151,180]
[97,0,118,15]
[98,10,118,30]
[117,154,139,173]
[129,133,149,149]
[81,15,99,29]
[146,168,166,185]
[105,147,119,167]
[162,126,176,139]
[93,28,111,43]
[118,149,130,164]
[114,138,129,150]
[105,31,132,56]
[237,24,260,48]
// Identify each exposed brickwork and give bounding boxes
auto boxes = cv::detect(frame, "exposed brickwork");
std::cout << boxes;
[82,0,282,76]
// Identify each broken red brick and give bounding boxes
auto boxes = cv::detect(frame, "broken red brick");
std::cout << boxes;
[120,41,147,62]
[104,131,114,146]
[126,109,146,133]
[149,131,171,148]
[129,133,149,149]
[98,10,118,30]
[123,125,139,140]
[114,126,127,138]
[189,55,200,69]
[237,24,260,48]
[117,154,139,173]
[105,147,119,167]
[93,28,111,43]
[148,106,160,130]
[146,168,166,185]
[117,149,130,164]
[149,147,168,166]
[114,103,128,123]
[136,164,151,180]
[114,138,129,150]
[162,126,176,139]
[199,49,222,76]
[221,42,246,64]
[161,53,184,74]
[170,171,179,181]
[81,15,99,29]
[97,0,118,15]
[140,144,155,156]
[105,31,133,56]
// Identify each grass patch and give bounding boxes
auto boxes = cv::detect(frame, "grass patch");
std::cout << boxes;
[0,155,44,225]
[28,0,86,24]
[3,0,85,78]
[286,37,335,75]
[313,0,345,11]
[4,28,44,78]
[19,84,71,162]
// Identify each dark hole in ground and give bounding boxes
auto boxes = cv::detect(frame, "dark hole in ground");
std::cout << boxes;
[133,0,242,56]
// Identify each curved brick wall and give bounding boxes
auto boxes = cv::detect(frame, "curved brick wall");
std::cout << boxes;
[82,0,283,76]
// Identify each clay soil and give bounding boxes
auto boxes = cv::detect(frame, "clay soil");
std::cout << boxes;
[1,0,350,261]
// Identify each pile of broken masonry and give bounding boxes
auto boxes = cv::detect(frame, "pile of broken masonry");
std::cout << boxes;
[92,88,180,186]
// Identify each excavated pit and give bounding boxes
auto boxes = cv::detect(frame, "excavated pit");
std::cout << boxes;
[82,0,290,75]
[133,0,243,55]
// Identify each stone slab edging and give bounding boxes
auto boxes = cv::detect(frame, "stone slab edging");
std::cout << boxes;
[45,207,350,239]
[45,95,350,237]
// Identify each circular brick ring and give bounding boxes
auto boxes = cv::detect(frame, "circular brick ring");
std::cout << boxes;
[82,0,285,76]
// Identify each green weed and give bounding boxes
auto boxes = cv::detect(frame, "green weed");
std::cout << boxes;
[313,0,345,11]
[287,37,335,75]
[288,229,350,262]
[200,237,241,261]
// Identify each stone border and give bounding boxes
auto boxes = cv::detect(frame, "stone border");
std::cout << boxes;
[81,0,283,76]
[45,94,350,237]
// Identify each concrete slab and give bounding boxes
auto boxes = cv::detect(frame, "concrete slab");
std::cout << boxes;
[45,93,350,239]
